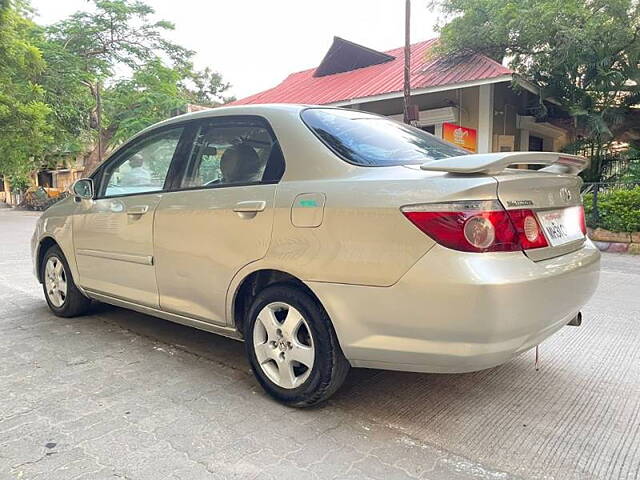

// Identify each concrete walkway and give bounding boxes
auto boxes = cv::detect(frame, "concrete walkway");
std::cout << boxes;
[0,208,638,480]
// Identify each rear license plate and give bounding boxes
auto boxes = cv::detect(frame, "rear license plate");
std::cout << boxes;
[536,207,584,247]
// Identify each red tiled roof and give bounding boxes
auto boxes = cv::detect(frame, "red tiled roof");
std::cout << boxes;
[230,39,513,106]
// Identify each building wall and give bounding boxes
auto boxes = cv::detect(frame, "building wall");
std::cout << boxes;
[492,83,525,151]
[338,82,568,154]
[356,86,481,133]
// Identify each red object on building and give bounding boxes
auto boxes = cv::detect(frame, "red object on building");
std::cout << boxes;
[230,37,512,106]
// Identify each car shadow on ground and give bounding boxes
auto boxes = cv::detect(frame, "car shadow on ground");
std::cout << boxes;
[74,301,575,420]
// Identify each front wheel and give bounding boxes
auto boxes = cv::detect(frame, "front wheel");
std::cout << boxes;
[42,245,91,317]
[244,284,350,407]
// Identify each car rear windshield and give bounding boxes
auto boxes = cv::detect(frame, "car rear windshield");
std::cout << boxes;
[301,108,469,167]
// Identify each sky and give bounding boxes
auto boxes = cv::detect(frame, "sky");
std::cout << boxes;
[30,0,439,100]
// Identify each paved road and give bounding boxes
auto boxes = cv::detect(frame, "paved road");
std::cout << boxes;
[0,208,638,480]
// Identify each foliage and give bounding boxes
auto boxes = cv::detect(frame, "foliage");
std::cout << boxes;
[103,61,234,146]
[432,0,640,180]
[0,0,234,184]
[186,67,235,106]
[583,187,640,232]
[45,0,192,78]
[42,0,232,172]
[7,172,31,193]
[104,60,186,145]
[621,148,640,182]
[0,0,52,178]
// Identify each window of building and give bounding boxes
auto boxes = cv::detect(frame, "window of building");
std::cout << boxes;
[529,135,544,152]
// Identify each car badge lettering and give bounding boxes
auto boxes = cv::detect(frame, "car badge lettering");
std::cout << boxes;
[506,199,534,207]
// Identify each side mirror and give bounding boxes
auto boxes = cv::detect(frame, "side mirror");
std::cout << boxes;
[71,178,94,200]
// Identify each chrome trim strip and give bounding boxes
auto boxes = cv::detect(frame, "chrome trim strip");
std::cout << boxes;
[76,249,153,266]
[84,290,243,341]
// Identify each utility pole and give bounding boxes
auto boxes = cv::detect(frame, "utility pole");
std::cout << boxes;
[403,0,412,124]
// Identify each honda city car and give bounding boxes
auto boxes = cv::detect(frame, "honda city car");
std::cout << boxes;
[31,105,600,406]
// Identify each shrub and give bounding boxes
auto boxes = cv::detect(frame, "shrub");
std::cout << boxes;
[7,173,31,193]
[583,187,640,233]
[583,192,595,228]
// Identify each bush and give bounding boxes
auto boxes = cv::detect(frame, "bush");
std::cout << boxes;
[583,187,640,232]
[583,192,595,228]
[7,173,31,193]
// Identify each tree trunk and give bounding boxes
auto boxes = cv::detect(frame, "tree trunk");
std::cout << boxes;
[83,125,116,175]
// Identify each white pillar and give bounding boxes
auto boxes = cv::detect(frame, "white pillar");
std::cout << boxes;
[477,84,494,153]
[435,123,443,138]
[519,129,530,151]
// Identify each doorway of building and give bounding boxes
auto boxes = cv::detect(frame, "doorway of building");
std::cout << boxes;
[529,135,544,151]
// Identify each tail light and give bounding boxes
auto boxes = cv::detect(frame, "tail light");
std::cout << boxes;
[401,200,549,253]
[578,205,587,234]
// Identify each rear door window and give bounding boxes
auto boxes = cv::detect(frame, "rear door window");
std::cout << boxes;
[179,116,284,189]
[301,108,469,167]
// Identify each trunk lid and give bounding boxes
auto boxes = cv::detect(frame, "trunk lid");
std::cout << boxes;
[492,169,585,261]
[420,152,588,261]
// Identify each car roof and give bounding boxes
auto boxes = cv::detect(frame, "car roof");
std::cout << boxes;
[148,104,310,131]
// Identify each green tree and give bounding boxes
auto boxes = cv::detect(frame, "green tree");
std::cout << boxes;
[0,0,233,184]
[0,0,52,185]
[431,0,640,181]
[186,67,235,107]
[103,61,234,146]
[44,0,193,172]
[103,60,187,146]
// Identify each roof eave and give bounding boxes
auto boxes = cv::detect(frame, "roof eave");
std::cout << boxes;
[512,75,562,106]
[327,75,514,107]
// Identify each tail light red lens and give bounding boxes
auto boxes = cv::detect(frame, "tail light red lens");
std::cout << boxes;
[401,201,549,253]
[505,209,549,250]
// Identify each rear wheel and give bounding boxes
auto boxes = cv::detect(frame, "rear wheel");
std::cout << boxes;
[244,284,350,407]
[42,245,91,317]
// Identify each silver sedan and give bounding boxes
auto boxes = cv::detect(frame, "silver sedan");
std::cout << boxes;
[32,105,600,406]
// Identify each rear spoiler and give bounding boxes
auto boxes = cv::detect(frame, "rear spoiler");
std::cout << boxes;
[420,152,589,175]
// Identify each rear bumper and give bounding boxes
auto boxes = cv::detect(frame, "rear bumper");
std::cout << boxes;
[308,240,600,373]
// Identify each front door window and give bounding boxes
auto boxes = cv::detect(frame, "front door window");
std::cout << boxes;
[100,127,184,197]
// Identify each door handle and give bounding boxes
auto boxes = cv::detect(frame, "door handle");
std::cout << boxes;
[126,205,149,216]
[233,201,266,219]
[233,201,266,213]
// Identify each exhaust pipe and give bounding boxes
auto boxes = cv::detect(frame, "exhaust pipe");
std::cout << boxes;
[567,312,582,327]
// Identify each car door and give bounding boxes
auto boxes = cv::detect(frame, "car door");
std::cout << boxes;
[153,115,285,324]
[73,125,188,307]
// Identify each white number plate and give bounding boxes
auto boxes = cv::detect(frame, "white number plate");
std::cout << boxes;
[536,207,584,247]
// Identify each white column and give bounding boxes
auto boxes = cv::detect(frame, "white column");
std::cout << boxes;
[435,123,443,138]
[519,128,530,151]
[477,84,494,153]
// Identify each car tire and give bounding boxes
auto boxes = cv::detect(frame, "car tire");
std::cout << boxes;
[244,284,350,407]
[41,245,91,318]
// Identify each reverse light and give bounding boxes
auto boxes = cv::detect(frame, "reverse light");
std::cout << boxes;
[401,200,549,253]
[523,215,539,242]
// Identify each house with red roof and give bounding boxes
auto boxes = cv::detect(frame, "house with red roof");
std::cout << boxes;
[231,37,569,154]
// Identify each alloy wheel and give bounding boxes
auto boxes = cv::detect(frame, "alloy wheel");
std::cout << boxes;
[44,256,67,308]
[252,302,315,389]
